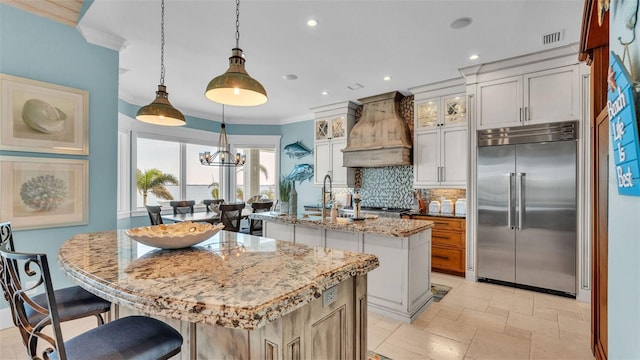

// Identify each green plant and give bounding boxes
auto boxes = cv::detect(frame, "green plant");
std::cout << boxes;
[279,176,292,202]
[136,168,179,206]
[236,187,244,200]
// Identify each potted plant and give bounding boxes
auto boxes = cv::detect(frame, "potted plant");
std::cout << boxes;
[279,176,291,214]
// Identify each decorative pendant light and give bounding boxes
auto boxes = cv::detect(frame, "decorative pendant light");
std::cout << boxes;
[136,0,185,126]
[199,105,246,167]
[204,0,268,106]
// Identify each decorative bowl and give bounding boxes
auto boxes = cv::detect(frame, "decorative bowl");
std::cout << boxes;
[125,222,224,249]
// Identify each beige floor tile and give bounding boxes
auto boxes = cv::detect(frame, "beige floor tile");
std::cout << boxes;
[442,292,491,312]
[434,302,465,321]
[418,301,443,322]
[489,291,534,316]
[374,316,402,332]
[555,296,585,312]
[375,342,437,360]
[425,316,477,344]
[504,325,532,340]
[485,306,510,317]
[410,317,430,330]
[558,308,584,321]
[560,330,592,349]
[474,281,516,294]
[558,314,590,337]
[381,324,469,360]
[449,283,495,300]
[466,330,531,360]
[580,306,591,322]
[368,325,394,351]
[530,332,595,360]
[457,308,507,333]
[533,304,559,321]
[506,311,560,338]
[534,292,558,308]
[368,311,385,327]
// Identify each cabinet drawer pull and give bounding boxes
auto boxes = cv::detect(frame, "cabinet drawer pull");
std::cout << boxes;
[433,255,449,260]
[433,235,450,240]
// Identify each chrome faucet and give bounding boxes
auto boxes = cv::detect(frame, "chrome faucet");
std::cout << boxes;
[322,174,333,221]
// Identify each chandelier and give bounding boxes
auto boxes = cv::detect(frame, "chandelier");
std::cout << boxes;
[204,0,267,106]
[136,0,185,126]
[199,105,246,167]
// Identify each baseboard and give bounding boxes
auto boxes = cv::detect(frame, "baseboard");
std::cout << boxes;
[0,307,13,330]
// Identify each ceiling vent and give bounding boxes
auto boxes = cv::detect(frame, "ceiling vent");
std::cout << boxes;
[542,30,564,45]
[347,83,364,90]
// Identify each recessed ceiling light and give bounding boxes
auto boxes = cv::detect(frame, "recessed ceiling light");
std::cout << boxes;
[321,90,329,95]
[469,54,479,60]
[450,17,472,29]
[283,74,298,80]
[307,19,318,27]
[383,76,392,81]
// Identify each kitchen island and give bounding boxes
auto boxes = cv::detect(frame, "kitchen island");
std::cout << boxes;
[58,230,378,360]
[251,213,434,322]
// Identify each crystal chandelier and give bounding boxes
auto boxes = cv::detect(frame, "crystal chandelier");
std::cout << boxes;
[199,105,246,167]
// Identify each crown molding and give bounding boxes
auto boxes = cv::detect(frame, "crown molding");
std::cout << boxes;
[76,24,127,51]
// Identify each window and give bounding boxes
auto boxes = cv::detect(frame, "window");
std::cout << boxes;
[118,114,280,215]
[234,147,276,202]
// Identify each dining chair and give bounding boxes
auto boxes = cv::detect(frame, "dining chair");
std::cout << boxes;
[0,222,112,358]
[219,203,245,232]
[248,201,273,235]
[203,199,224,213]
[0,243,183,360]
[170,200,195,215]
[146,205,163,225]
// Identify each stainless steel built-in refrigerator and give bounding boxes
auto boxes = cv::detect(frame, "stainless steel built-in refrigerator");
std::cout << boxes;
[477,121,577,296]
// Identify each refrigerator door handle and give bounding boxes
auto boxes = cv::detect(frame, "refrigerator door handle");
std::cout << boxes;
[517,172,525,230]
[508,173,515,229]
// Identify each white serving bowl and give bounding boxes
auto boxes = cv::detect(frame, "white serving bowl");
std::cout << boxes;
[125,222,224,249]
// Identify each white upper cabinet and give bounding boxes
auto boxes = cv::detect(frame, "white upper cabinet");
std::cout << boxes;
[311,102,357,186]
[411,79,467,188]
[477,64,579,129]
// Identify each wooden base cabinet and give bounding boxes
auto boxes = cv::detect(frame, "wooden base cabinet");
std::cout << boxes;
[408,215,466,277]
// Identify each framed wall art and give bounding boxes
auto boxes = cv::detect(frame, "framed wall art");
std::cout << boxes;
[0,156,88,230]
[0,74,89,155]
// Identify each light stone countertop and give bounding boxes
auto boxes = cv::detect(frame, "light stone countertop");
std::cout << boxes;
[58,230,378,330]
[251,212,433,238]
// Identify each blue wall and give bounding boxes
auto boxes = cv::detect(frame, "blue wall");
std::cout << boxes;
[0,3,119,308]
[118,99,282,136]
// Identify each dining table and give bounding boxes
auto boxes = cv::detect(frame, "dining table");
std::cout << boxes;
[161,208,252,224]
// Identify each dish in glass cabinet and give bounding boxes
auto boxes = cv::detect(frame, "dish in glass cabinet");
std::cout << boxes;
[125,222,224,249]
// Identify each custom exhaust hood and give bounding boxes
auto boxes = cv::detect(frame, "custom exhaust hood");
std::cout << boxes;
[342,91,412,167]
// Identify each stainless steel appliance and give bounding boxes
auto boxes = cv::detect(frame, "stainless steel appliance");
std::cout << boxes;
[477,121,577,297]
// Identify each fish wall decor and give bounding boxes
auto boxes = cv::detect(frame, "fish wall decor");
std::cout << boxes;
[287,163,314,183]
[284,141,313,159]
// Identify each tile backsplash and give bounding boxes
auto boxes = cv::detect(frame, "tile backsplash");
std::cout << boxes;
[359,166,414,208]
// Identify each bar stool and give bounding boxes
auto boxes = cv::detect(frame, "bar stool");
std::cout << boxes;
[0,243,183,360]
[0,222,111,358]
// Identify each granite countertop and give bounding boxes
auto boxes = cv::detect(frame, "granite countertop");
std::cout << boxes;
[406,211,466,219]
[58,230,378,330]
[250,212,433,238]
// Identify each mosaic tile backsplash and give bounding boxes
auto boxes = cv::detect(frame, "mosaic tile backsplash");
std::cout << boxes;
[359,166,414,208]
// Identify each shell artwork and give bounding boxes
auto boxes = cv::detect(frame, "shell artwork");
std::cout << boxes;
[20,174,67,211]
[22,98,67,134]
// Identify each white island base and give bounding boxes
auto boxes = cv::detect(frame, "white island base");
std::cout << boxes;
[119,275,368,360]
[264,218,434,323]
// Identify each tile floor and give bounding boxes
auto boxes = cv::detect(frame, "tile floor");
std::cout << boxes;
[0,273,594,360]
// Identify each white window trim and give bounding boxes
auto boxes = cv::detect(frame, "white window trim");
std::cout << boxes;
[118,113,281,217]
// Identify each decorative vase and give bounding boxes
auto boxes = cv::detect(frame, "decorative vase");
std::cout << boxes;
[280,201,289,214]
[289,182,297,217]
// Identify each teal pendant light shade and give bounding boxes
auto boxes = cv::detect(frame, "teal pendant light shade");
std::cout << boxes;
[136,85,186,126]
[136,0,185,126]
[204,0,267,107]
[205,48,268,106]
